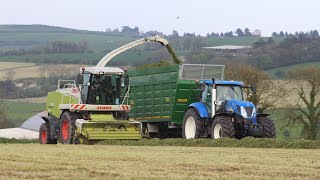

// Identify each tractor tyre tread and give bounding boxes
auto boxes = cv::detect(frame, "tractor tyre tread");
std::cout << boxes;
[182,108,203,139]
[39,123,57,144]
[211,116,235,139]
[60,111,79,144]
[258,117,276,138]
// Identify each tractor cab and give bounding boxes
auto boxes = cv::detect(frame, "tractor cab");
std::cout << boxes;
[78,67,129,105]
[200,80,257,124]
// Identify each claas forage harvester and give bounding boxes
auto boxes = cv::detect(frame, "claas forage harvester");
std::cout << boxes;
[39,36,176,144]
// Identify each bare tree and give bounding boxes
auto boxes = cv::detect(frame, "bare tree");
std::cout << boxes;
[286,67,320,140]
[225,63,288,112]
[0,101,11,129]
[5,70,16,81]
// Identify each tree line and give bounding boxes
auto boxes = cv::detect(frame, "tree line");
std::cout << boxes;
[106,26,261,38]
[272,30,319,38]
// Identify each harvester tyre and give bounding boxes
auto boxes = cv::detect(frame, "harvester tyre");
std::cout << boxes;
[258,117,276,138]
[211,116,235,139]
[39,123,57,144]
[60,111,78,144]
[182,108,202,139]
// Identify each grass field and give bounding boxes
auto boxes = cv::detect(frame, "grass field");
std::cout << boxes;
[0,31,138,51]
[267,62,320,78]
[4,101,44,126]
[0,62,36,70]
[0,144,319,179]
[5,96,47,104]
[0,62,82,80]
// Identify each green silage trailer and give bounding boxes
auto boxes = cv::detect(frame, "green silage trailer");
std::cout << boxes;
[127,64,225,137]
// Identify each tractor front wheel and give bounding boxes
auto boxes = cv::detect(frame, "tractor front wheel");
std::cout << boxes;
[60,112,78,144]
[258,117,276,138]
[182,108,202,139]
[39,123,57,144]
[211,116,235,139]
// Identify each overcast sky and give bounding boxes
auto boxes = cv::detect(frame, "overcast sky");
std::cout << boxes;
[0,0,319,36]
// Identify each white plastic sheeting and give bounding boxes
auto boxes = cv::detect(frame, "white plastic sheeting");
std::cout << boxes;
[0,111,46,139]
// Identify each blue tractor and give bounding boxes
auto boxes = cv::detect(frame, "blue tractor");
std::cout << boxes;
[182,79,276,139]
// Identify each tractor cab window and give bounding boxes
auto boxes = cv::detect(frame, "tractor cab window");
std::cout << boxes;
[201,85,212,104]
[88,74,115,105]
[216,85,243,101]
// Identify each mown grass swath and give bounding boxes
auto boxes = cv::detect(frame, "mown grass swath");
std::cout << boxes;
[1,137,320,149]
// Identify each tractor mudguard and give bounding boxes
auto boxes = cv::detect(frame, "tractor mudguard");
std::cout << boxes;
[257,113,269,117]
[41,116,60,140]
[188,102,209,118]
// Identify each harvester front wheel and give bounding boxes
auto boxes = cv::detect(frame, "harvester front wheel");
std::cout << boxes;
[39,123,57,144]
[211,116,235,139]
[258,117,276,138]
[60,112,77,144]
[182,108,202,139]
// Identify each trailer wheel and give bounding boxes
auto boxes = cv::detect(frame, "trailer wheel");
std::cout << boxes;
[211,116,235,139]
[39,123,57,144]
[60,112,78,144]
[258,117,276,138]
[182,108,202,139]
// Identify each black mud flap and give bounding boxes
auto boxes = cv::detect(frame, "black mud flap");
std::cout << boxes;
[41,116,60,140]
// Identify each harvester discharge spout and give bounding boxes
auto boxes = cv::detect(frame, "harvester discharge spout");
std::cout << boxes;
[96,35,181,67]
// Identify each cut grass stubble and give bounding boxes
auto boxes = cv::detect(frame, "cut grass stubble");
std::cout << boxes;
[0,144,319,179]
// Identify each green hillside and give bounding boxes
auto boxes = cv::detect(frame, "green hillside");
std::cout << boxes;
[0,25,285,66]
[267,62,320,78]
[0,29,138,51]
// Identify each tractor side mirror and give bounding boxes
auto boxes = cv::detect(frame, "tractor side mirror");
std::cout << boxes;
[77,74,84,85]
[200,83,206,92]
[250,85,256,94]
[124,75,129,86]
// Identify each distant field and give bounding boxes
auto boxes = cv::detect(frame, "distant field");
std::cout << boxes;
[0,62,39,80]
[0,32,138,51]
[4,101,44,126]
[0,49,168,66]
[5,96,47,104]
[267,61,320,77]
[0,144,319,179]
[0,62,82,80]
[0,62,36,70]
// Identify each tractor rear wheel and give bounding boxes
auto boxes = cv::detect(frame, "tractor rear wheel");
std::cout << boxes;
[39,123,57,144]
[60,111,78,144]
[182,108,202,139]
[211,116,235,139]
[258,117,276,138]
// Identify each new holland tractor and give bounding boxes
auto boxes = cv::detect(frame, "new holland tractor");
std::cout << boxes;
[182,79,276,139]
[39,35,180,144]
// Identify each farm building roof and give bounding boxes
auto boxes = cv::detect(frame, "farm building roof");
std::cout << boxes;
[202,45,252,50]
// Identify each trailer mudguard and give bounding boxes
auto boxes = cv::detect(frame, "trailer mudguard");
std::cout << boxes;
[188,102,209,118]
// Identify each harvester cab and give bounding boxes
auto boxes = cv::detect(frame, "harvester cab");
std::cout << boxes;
[78,67,128,106]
